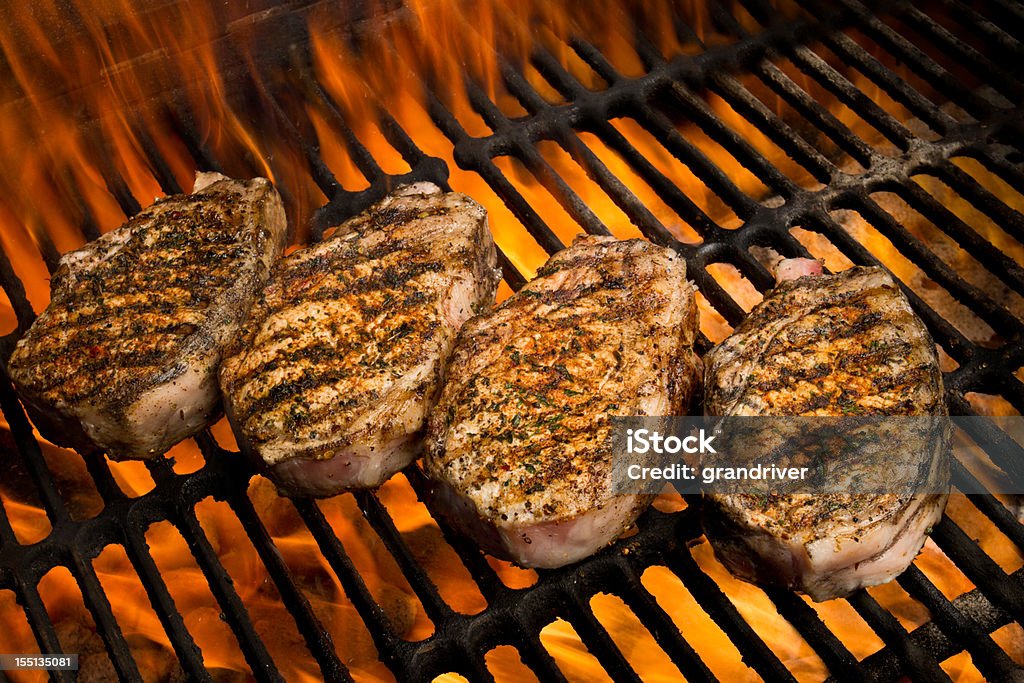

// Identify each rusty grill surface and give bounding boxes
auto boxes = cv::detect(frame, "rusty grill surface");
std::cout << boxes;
[1,0,1023,681]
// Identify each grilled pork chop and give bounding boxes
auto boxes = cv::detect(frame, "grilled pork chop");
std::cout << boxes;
[423,235,701,568]
[219,182,499,497]
[703,259,949,601]
[7,172,287,460]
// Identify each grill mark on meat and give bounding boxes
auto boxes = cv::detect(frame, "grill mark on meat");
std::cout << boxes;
[247,381,427,443]
[261,266,442,325]
[424,235,701,567]
[8,173,287,459]
[230,297,442,406]
[243,248,446,345]
[710,277,942,416]
[22,314,207,369]
[703,264,949,601]
[16,203,256,408]
[219,183,500,495]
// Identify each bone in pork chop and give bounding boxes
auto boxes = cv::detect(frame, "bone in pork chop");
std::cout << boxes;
[7,172,287,460]
[219,182,500,497]
[702,259,950,601]
[423,235,701,568]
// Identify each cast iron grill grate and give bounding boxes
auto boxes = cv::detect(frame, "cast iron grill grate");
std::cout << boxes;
[1,0,1023,680]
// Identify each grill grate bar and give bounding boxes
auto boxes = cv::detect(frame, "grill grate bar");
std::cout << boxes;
[23,207,62,277]
[527,46,724,241]
[555,127,675,240]
[377,108,437,172]
[69,555,143,682]
[401,468,505,602]
[945,0,1024,59]
[893,178,1024,296]
[561,593,644,683]
[762,587,867,680]
[934,157,1024,246]
[307,79,384,191]
[169,500,283,681]
[461,78,614,239]
[635,102,760,221]
[292,499,406,673]
[0,243,36,333]
[166,103,226,176]
[562,36,623,85]
[930,517,1024,622]
[94,157,141,221]
[829,0,998,121]
[896,564,1024,681]
[719,239,778,291]
[687,260,752,326]
[57,171,102,243]
[753,56,878,168]
[79,451,129,506]
[15,580,75,683]
[666,535,797,682]
[852,193,1024,339]
[702,0,750,40]
[567,37,763,218]
[713,71,837,181]
[0,377,68,526]
[131,118,184,196]
[593,116,723,243]
[218,59,447,244]
[458,644,497,683]
[516,633,570,683]
[0,495,18,548]
[847,568,1024,681]
[964,491,1024,553]
[492,57,681,245]
[947,455,1024,549]
[497,62,549,117]
[663,80,802,200]
[426,92,569,256]
[818,30,957,136]
[989,0,1024,27]
[617,564,719,682]
[783,42,915,150]
[289,69,457,236]
[845,590,952,683]
[257,79,344,201]
[352,490,454,626]
[226,489,352,682]
[1004,377,1024,414]
[120,526,213,682]
[902,6,1024,102]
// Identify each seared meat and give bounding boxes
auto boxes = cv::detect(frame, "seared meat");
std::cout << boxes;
[7,172,287,460]
[220,182,499,497]
[424,235,701,568]
[703,259,949,601]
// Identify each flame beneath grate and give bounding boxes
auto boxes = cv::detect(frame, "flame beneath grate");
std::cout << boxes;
[0,0,1023,681]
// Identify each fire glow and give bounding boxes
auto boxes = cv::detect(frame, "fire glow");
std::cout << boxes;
[0,0,1022,681]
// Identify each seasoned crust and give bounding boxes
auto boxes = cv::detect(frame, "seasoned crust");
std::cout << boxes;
[424,235,701,528]
[703,266,949,600]
[219,183,500,485]
[705,266,945,417]
[7,174,286,458]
